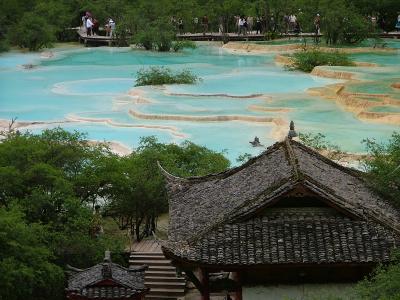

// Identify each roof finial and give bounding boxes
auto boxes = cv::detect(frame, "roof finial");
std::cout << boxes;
[288,121,298,140]
[102,250,112,279]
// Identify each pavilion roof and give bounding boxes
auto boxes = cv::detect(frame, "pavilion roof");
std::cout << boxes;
[160,139,400,266]
[66,254,147,299]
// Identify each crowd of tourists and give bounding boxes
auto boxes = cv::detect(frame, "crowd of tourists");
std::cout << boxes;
[171,12,400,36]
[81,12,115,37]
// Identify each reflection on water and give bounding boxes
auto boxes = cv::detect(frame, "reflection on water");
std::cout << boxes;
[0,42,399,163]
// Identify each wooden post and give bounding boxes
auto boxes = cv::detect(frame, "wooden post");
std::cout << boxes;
[232,272,242,300]
[199,268,210,300]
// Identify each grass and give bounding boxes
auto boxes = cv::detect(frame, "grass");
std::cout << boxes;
[288,48,355,73]
[135,66,201,86]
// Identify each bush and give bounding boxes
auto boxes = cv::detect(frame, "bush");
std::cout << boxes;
[135,66,200,86]
[8,12,55,51]
[0,39,9,53]
[133,20,175,52]
[320,0,370,45]
[363,132,400,206]
[288,48,354,73]
[172,40,197,52]
[355,251,400,299]
[299,132,344,160]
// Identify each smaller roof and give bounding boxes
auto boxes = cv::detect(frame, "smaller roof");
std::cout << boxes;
[66,252,148,299]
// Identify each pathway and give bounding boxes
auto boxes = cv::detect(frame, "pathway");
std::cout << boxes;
[130,239,186,300]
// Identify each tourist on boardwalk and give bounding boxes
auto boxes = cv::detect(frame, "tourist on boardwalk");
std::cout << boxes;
[255,17,262,34]
[81,14,87,30]
[294,20,301,34]
[92,18,99,36]
[247,16,253,34]
[270,15,276,32]
[283,14,289,33]
[238,16,246,35]
[178,18,184,34]
[289,14,297,31]
[202,15,209,35]
[396,13,400,31]
[86,17,93,36]
[109,19,115,37]
[193,17,199,33]
[234,16,240,34]
[314,13,321,43]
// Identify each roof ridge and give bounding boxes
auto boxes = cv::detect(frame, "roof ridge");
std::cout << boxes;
[284,138,300,180]
[159,141,286,184]
[291,139,363,177]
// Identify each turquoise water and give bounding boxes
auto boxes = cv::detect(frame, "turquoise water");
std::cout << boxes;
[0,43,399,163]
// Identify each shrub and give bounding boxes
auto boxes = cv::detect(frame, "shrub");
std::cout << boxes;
[172,40,197,52]
[0,39,9,53]
[299,132,344,160]
[355,251,400,299]
[135,66,200,86]
[288,48,354,73]
[133,20,175,52]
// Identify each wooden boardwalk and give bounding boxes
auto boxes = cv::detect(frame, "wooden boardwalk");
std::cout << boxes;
[77,28,115,46]
[131,239,162,253]
[76,27,400,46]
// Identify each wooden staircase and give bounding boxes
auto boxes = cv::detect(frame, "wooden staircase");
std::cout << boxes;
[130,242,186,300]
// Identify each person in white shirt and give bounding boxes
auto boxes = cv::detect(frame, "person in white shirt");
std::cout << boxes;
[108,19,115,37]
[86,17,94,36]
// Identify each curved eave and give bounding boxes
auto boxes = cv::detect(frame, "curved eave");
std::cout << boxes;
[162,245,379,270]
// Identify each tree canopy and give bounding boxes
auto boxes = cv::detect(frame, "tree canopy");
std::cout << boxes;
[0,127,229,299]
[1,0,400,51]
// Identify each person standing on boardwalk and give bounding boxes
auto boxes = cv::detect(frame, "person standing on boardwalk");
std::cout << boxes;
[109,19,115,37]
[202,15,209,35]
[314,13,321,43]
[86,17,93,36]
[396,13,400,31]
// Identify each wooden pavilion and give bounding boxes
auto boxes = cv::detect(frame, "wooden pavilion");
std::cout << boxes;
[159,137,400,300]
[66,251,148,300]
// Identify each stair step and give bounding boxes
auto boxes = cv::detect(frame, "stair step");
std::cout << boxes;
[131,252,164,257]
[148,288,185,297]
[146,281,186,289]
[145,276,185,283]
[144,266,177,272]
[129,260,172,266]
[145,296,180,300]
[145,270,179,278]
[131,255,169,261]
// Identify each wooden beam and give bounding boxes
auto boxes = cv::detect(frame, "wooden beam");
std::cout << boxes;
[184,269,204,294]
[232,272,242,300]
[200,268,210,300]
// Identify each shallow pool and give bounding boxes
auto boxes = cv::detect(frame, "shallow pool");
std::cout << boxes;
[0,43,399,163]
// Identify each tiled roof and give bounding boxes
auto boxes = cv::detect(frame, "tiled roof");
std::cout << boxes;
[66,262,147,298]
[161,139,400,266]
[163,209,400,266]
[162,139,400,244]
[68,286,141,299]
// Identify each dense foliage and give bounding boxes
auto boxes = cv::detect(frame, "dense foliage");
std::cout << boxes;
[1,0,400,51]
[363,132,400,206]
[355,251,400,299]
[0,127,229,299]
[288,48,354,72]
[135,67,201,86]
[104,136,230,241]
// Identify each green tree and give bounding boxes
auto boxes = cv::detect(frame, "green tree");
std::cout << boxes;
[105,136,230,241]
[363,132,400,206]
[8,12,55,51]
[0,207,64,300]
[356,251,400,299]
